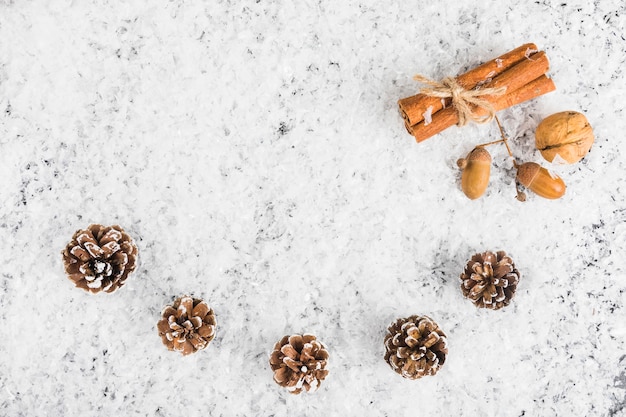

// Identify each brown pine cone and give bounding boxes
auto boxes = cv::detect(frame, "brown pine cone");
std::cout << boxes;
[384,315,447,379]
[269,334,329,394]
[460,251,520,310]
[156,296,216,355]
[62,224,138,294]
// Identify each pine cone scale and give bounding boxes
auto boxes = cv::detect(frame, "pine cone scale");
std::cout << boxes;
[470,272,483,282]
[281,344,298,359]
[100,241,120,258]
[495,287,506,302]
[423,332,440,348]
[189,316,202,328]
[506,273,519,285]
[493,263,512,277]
[100,229,122,244]
[283,357,301,372]
[288,335,304,351]
[83,241,104,258]
[469,283,486,299]
[191,302,209,318]
[472,263,484,275]
[156,320,170,334]
[273,366,290,383]
[76,232,96,246]
[189,336,206,350]
[70,246,90,261]
[109,251,127,265]
[193,325,211,339]
[269,351,282,366]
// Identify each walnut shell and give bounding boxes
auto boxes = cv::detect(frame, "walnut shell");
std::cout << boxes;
[535,111,594,164]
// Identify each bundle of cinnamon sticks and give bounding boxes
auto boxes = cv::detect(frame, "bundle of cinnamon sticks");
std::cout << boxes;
[399,43,556,143]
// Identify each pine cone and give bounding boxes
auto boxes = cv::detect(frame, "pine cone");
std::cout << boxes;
[62,224,138,294]
[157,296,216,355]
[269,334,329,394]
[384,315,447,379]
[460,250,520,310]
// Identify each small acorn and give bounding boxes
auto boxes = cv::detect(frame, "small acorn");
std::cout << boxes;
[535,111,594,164]
[457,147,491,200]
[516,162,566,199]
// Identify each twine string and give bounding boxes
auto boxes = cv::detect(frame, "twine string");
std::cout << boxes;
[413,74,507,126]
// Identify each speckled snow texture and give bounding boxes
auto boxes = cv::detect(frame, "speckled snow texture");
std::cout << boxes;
[1,1,625,416]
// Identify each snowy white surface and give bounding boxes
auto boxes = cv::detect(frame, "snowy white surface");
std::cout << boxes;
[1,1,626,416]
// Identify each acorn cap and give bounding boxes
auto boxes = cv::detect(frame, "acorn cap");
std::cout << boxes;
[467,147,491,163]
[515,162,541,187]
[458,147,491,170]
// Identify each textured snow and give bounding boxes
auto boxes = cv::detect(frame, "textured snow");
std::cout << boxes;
[551,153,570,165]
[525,47,539,58]
[423,106,434,126]
[1,1,626,416]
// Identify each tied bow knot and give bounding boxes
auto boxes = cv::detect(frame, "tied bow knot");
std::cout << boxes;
[413,74,507,126]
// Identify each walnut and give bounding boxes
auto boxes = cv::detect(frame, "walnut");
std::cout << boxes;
[535,111,594,164]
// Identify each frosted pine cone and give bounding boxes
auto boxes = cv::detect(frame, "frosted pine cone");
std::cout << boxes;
[269,334,329,394]
[62,224,138,294]
[384,315,447,379]
[460,251,520,310]
[157,296,217,355]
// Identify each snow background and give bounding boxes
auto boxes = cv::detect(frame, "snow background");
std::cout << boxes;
[1,1,625,416]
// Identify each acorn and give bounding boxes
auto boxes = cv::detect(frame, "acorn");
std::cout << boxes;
[515,162,566,199]
[535,111,594,164]
[457,147,491,200]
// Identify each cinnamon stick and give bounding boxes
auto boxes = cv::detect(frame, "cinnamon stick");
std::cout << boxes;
[492,74,555,110]
[398,43,538,126]
[409,52,552,143]
[410,74,555,142]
